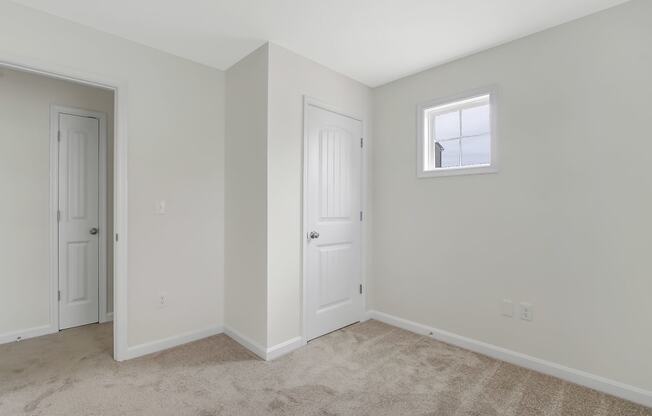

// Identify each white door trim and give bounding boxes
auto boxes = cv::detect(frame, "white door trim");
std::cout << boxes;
[302,96,367,343]
[0,55,128,361]
[50,105,110,325]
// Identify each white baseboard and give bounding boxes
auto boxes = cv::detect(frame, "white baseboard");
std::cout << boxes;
[223,326,305,361]
[0,323,58,345]
[361,311,373,322]
[223,325,267,360]
[122,325,223,360]
[266,336,305,360]
[100,312,113,324]
[367,310,652,409]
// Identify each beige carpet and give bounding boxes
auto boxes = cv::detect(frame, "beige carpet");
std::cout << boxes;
[0,320,649,416]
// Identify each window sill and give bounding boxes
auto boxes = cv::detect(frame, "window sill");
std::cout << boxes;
[418,164,498,178]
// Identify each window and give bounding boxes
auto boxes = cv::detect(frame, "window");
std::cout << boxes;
[417,89,497,177]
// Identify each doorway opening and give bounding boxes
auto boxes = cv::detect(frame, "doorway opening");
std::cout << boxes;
[0,64,122,358]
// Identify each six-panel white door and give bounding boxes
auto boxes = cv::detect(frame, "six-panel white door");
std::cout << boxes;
[305,104,363,341]
[58,113,100,330]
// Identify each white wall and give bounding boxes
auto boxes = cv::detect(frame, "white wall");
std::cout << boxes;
[0,1,225,349]
[0,67,114,338]
[266,44,372,347]
[371,0,652,392]
[224,44,269,349]
[223,43,372,350]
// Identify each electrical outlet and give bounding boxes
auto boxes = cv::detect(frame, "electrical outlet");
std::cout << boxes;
[519,302,533,321]
[158,292,168,309]
[501,299,514,317]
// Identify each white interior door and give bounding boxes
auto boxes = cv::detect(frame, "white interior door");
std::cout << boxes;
[305,103,363,341]
[58,113,100,330]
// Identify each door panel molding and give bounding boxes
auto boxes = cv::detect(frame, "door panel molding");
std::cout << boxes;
[302,96,366,342]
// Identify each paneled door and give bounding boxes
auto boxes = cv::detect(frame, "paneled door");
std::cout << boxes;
[58,113,100,330]
[305,103,363,341]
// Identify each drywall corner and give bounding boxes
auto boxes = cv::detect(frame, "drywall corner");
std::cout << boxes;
[224,44,270,349]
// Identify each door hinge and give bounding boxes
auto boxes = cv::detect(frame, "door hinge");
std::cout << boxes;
[360,137,363,148]
[115,233,119,242]
[58,290,61,301]
[57,130,61,142]
[359,284,363,294]
[360,211,363,221]
[57,210,61,222]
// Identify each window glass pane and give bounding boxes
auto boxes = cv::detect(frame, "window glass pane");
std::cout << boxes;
[433,110,460,141]
[461,134,490,166]
[422,93,494,174]
[438,139,460,168]
[462,104,490,137]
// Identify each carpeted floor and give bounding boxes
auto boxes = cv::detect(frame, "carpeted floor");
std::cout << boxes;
[0,320,649,416]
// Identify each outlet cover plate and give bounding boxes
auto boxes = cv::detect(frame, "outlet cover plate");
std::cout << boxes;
[520,302,533,321]
[501,299,514,317]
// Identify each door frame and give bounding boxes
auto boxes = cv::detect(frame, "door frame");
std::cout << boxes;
[0,55,129,361]
[301,96,367,342]
[50,105,110,327]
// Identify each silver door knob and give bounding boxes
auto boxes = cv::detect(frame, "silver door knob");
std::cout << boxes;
[309,231,320,239]
[90,227,99,235]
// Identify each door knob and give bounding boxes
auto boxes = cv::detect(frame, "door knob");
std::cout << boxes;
[309,231,320,239]
[90,227,99,235]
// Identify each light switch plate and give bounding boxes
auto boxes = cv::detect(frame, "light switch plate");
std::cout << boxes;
[155,200,166,215]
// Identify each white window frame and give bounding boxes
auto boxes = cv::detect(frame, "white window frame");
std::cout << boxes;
[417,86,498,178]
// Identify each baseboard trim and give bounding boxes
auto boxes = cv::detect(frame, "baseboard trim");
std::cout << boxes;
[223,326,267,360]
[0,324,58,345]
[266,336,305,360]
[100,312,114,324]
[367,310,652,408]
[361,311,372,322]
[122,325,223,360]
[222,327,305,361]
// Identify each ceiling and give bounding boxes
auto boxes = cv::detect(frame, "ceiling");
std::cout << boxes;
[11,0,629,87]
